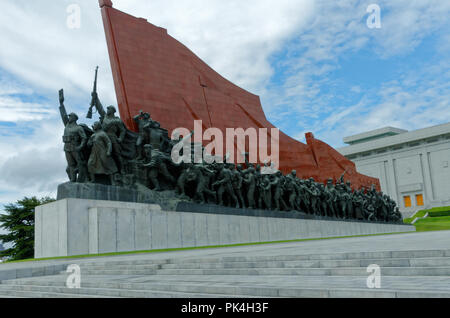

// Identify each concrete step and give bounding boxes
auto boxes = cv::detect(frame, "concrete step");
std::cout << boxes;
[157,257,450,269]
[410,257,450,267]
[60,256,450,276]
[214,249,450,263]
[79,264,162,271]
[8,274,450,290]
[80,259,170,267]
[2,278,450,298]
[67,249,450,270]
[60,269,158,276]
[66,250,450,271]
[94,258,445,270]
[0,287,110,298]
[153,266,450,277]
[0,283,253,298]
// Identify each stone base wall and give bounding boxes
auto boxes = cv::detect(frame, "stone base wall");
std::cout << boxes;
[35,199,416,259]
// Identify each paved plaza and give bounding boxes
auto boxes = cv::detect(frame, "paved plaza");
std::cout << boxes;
[0,231,449,297]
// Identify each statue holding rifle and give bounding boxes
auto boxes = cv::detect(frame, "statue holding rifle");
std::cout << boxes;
[88,67,127,174]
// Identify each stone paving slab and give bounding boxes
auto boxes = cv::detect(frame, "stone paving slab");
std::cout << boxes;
[5,272,450,292]
[2,231,449,272]
[2,275,450,298]
[1,231,449,298]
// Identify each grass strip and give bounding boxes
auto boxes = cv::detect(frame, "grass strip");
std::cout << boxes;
[3,231,415,264]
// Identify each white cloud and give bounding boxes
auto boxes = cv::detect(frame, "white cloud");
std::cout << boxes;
[0,120,66,208]
[315,61,450,147]
[0,96,55,122]
[261,0,450,145]
[0,0,115,104]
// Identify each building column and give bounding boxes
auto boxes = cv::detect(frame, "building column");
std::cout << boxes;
[386,157,399,204]
[420,151,435,204]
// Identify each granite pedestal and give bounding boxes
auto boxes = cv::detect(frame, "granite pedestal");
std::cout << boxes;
[35,198,415,258]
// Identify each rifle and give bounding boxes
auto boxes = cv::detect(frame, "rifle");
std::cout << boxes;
[339,168,349,184]
[59,89,68,126]
[86,66,99,119]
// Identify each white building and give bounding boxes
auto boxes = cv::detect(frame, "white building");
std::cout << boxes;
[338,123,450,214]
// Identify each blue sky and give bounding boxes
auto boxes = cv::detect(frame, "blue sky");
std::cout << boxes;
[0,0,449,214]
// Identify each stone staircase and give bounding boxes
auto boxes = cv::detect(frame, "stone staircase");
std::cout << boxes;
[1,248,450,298]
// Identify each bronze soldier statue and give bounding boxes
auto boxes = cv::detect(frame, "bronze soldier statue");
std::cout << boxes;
[182,164,216,204]
[352,190,365,220]
[296,179,310,213]
[319,184,331,217]
[87,121,118,184]
[213,163,239,208]
[231,165,245,208]
[284,177,299,211]
[143,144,176,191]
[325,179,338,218]
[283,170,299,211]
[59,89,88,183]
[345,183,355,219]
[144,120,164,151]
[242,167,257,209]
[259,175,273,210]
[133,110,152,160]
[91,92,127,174]
[307,178,321,215]
[271,171,288,211]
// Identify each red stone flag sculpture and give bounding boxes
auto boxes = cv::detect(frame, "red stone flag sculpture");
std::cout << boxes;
[98,0,380,190]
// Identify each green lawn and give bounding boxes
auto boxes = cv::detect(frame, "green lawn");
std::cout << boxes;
[404,206,450,224]
[2,232,414,264]
[414,216,450,232]
[403,206,450,231]
[403,211,426,224]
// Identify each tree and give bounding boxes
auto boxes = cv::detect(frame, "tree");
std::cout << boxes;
[0,197,55,261]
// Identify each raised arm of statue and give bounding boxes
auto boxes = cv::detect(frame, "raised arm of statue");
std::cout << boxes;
[59,89,69,126]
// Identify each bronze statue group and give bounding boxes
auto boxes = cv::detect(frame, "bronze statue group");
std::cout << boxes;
[59,89,403,224]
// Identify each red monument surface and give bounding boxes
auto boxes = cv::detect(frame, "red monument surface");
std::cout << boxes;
[98,0,380,189]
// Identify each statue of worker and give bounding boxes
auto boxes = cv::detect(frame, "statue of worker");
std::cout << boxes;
[91,92,127,174]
